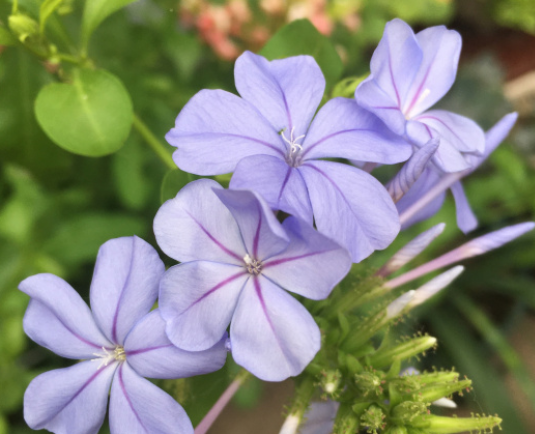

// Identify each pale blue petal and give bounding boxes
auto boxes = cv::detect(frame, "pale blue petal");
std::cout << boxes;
[19,274,111,359]
[301,97,412,164]
[299,161,400,263]
[124,310,228,379]
[214,188,289,261]
[109,363,193,434]
[154,179,246,265]
[403,26,462,117]
[166,89,285,175]
[262,217,351,300]
[230,154,313,224]
[355,77,407,136]
[406,118,471,172]
[24,361,116,434]
[159,261,248,351]
[451,181,478,234]
[90,236,165,346]
[368,19,423,110]
[235,51,325,138]
[230,277,320,381]
[415,110,485,155]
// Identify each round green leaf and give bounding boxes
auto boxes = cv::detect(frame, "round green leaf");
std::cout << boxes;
[35,68,133,157]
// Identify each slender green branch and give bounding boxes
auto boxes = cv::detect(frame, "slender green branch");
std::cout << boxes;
[132,114,176,170]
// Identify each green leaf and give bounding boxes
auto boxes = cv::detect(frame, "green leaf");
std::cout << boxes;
[260,19,343,89]
[0,25,17,45]
[39,0,64,33]
[160,168,195,203]
[35,68,133,157]
[81,0,137,49]
[43,212,146,267]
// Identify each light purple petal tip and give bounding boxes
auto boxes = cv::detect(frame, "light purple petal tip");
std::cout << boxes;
[24,361,116,434]
[154,179,246,265]
[387,139,439,203]
[230,277,320,381]
[262,216,351,300]
[461,222,535,258]
[235,51,325,139]
[450,182,478,234]
[379,222,446,276]
[409,265,464,308]
[300,161,400,263]
[90,236,165,346]
[167,89,284,175]
[19,274,111,360]
[109,363,193,434]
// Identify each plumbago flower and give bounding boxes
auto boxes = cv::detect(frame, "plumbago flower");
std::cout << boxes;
[166,50,412,263]
[397,112,518,231]
[355,18,485,173]
[20,236,227,434]
[154,179,351,381]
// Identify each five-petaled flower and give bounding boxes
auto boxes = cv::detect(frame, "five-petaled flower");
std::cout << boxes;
[154,179,352,381]
[355,18,485,173]
[165,51,412,263]
[20,236,227,434]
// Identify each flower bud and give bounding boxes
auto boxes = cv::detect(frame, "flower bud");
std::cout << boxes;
[354,370,385,397]
[360,404,386,434]
[367,336,437,369]
[391,401,429,424]
[409,413,501,433]
[8,14,38,42]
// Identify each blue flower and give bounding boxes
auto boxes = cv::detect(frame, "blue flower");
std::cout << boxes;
[20,236,227,434]
[397,113,517,232]
[166,51,412,262]
[355,18,485,173]
[154,179,351,381]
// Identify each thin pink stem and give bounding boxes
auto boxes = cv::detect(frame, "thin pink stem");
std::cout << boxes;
[385,248,464,289]
[194,373,248,434]
[399,171,466,226]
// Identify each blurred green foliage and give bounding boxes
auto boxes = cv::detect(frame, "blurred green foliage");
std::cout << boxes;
[0,0,534,433]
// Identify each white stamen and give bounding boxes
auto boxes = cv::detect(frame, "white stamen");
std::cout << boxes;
[243,254,252,265]
[91,346,126,369]
[281,127,305,154]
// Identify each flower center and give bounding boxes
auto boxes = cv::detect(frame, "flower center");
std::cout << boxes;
[281,127,305,167]
[243,254,263,275]
[91,346,126,368]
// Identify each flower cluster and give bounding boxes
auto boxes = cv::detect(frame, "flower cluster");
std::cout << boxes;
[19,17,533,434]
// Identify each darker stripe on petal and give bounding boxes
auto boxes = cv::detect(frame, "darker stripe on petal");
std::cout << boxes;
[185,211,243,261]
[118,364,148,433]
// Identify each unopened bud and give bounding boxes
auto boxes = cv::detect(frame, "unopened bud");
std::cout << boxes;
[391,401,429,424]
[360,405,386,434]
[409,413,501,433]
[8,14,38,42]
[379,223,446,276]
[354,370,385,397]
[367,336,437,369]
[320,369,342,398]
[409,266,464,309]
[386,290,415,319]
[400,379,472,404]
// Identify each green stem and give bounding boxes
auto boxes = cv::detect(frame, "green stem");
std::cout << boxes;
[12,0,18,13]
[132,114,175,170]
[278,377,316,434]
